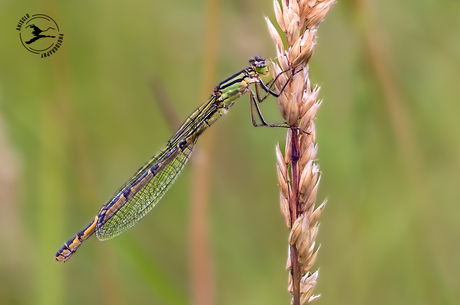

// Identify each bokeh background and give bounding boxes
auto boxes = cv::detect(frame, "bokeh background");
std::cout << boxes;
[1,0,459,304]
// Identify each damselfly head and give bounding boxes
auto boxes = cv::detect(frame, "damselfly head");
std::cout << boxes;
[249,56,269,75]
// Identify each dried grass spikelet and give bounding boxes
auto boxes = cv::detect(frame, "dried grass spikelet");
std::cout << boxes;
[267,1,335,304]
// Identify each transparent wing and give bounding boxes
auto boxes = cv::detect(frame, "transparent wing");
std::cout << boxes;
[94,96,217,241]
[96,139,196,240]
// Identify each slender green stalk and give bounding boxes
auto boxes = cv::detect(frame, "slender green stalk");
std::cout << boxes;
[189,1,220,304]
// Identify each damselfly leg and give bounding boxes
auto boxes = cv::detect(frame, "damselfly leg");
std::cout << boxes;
[249,67,310,134]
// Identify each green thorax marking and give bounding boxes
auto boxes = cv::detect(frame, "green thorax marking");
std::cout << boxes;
[216,57,270,108]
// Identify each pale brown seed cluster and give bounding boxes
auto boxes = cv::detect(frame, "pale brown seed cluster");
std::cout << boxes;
[266,0,335,304]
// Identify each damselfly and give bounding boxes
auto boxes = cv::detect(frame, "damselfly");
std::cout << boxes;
[55,57,293,262]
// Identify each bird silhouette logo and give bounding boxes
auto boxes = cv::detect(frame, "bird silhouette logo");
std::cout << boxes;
[17,14,64,58]
[25,24,56,44]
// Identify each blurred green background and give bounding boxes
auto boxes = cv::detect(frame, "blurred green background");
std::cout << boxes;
[1,0,459,304]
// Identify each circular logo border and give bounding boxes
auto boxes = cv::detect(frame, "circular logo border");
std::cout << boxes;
[17,13,64,58]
